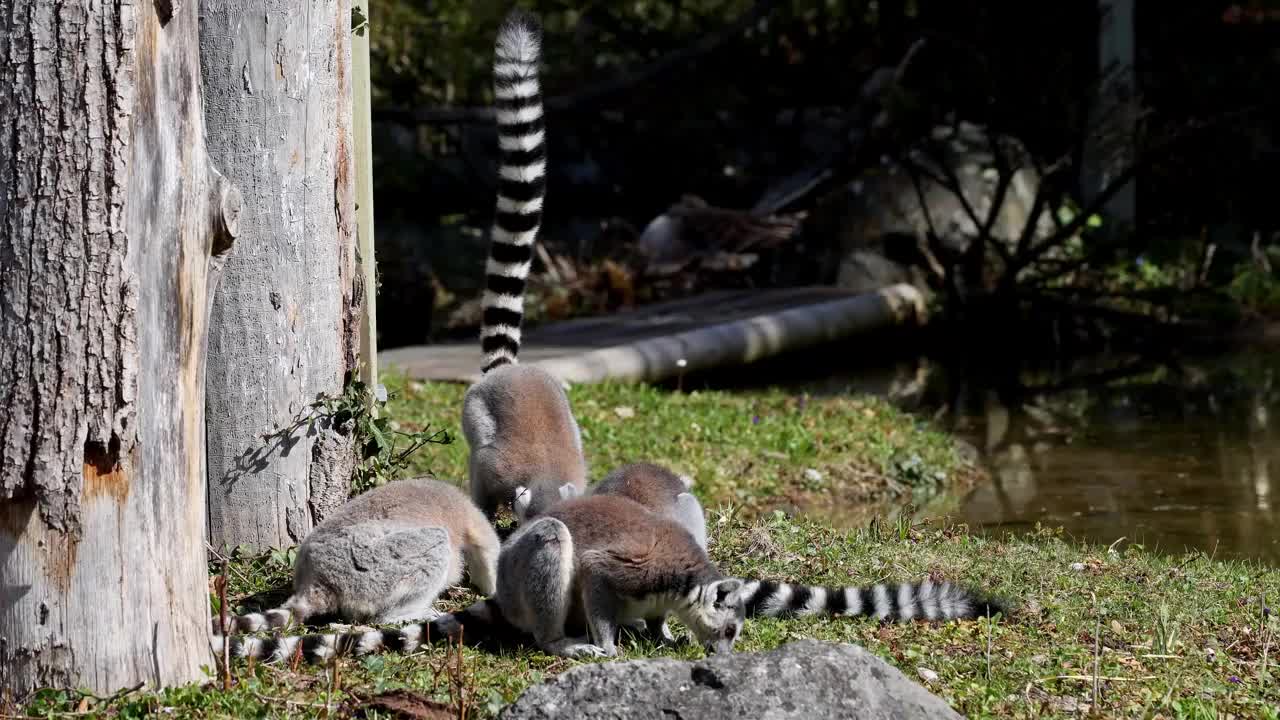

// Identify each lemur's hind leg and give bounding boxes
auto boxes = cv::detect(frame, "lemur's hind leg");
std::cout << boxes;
[345,525,457,625]
[461,532,500,597]
[579,572,621,657]
[498,517,608,658]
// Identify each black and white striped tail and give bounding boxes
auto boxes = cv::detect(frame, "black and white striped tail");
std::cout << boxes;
[211,607,293,636]
[740,580,1005,622]
[210,601,502,665]
[481,9,547,374]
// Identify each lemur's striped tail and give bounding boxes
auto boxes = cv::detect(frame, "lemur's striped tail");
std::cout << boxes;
[481,9,546,374]
[211,607,293,636]
[210,601,504,665]
[740,579,1006,622]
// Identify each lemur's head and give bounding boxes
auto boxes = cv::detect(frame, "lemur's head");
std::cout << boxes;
[681,578,747,654]
[512,482,581,523]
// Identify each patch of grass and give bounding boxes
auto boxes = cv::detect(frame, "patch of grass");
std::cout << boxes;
[382,369,979,517]
[21,515,1279,719]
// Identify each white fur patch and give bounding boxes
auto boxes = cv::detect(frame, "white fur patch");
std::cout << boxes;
[498,159,547,183]
[495,79,539,100]
[239,612,266,631]
[265,609,292,627]
[483,347,518,368]
[513,486,532,520]
[481,323,521,343]
[497,194,544,214]
[842,587,863,616]
[896,583,917,620]
[235,637,262,659]
[482,291,525,313]
[494,26,539,65]
[400,624,423,652]
[310,636,337,662]
[273,636,301,662]
[492,227,539,246]
[761,584,793,616]
[356,630,384,655]
[917,580,940,620]
[499,130,545,152]
[486,257,532,278]
[872,584,892,619]
[938,582,967,618]
[496,105,544,126]
[800,587,828,616]
[494,61,536,78]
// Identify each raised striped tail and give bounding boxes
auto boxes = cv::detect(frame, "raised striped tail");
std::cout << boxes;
[740,579,1006,622]
[211,607,293,636]
[209,600,504,665]
[481,9,547,374]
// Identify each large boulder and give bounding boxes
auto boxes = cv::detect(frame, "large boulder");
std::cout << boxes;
[498,639,962,720]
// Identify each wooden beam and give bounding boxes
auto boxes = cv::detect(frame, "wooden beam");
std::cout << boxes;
[353,0,379,385]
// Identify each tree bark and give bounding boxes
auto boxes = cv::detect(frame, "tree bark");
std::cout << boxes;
[200,0,361,551]
[0,0,240,694]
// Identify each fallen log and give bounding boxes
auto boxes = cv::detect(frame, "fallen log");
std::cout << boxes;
[529,283,926,384]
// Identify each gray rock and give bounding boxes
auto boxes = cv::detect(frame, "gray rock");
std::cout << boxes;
[499,639,962,720]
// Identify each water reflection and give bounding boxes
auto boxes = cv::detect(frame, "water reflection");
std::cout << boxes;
[882,352,1280,564]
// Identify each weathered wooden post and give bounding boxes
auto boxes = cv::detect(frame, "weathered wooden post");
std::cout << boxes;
[200,0,363,551]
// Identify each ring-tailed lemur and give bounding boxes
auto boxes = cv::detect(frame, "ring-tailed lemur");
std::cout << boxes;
[218,495,1005,663]
[462,9,588,524]
[588,462,708,644]
[209,478,498,645]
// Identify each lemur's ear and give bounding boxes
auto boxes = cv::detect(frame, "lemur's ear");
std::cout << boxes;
[558,483,581,500]
[713,579,743,606]
[513,486,532,521]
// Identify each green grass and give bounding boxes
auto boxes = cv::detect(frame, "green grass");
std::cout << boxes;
[383,369,978,517]
[11,374,1280,719]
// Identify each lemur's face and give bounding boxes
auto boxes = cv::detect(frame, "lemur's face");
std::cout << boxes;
[687,579,747,654]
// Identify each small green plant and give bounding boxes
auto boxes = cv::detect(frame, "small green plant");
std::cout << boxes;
[1227,262,1280,314]
[307,373,453,496]
[891,452,947,489]
[1152,601,1181,655]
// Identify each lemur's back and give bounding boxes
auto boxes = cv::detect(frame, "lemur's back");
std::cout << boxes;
[544,495,706,567]
[591,462,688,512]
[307,478,489,547]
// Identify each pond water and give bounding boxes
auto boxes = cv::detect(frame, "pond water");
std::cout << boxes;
[689,342,1280,565]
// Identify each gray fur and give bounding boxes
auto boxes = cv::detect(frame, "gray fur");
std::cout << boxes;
[463,363,588,522]
[672,493,708,549]
[211,478,499,636]
[589,462,707,549]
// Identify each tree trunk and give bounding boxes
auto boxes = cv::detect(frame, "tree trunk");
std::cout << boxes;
[1083,0,1137,230]
[0,0,240,694]
[200,0,361,551]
